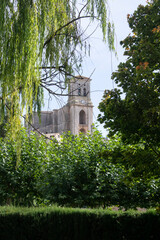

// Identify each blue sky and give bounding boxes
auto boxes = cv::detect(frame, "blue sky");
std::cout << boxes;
[43,0,148,136]
[82,0,147,135]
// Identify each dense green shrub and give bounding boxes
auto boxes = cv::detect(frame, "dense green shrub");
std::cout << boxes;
[42,131,160,208]
[0,129,47,205]
[42,130,128,208]
[0,128,159,208]
[0,206,159,240]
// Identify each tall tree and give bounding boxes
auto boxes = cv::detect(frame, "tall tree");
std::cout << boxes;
[98,0,160,153]
[0,0,114,136]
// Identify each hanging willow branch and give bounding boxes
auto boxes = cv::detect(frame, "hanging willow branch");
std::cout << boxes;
[0,0,114,139]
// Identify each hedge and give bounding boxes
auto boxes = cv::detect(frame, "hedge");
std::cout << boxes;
[0,206,159,240]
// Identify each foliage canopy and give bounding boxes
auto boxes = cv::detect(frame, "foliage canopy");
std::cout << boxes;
[98,0,160,151]
[0,129,160,208]
[0,0,114,136]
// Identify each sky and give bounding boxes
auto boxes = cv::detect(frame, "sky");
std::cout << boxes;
[43,0,148,136]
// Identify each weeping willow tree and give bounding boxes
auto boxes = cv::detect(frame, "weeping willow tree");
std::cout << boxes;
[0,0,114,138]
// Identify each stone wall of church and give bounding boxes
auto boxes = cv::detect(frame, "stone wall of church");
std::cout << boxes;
[30,104,71,134]
[56,104,70,134]
[69,103,93,135]
[28,76,93,136]
[31,112,54,134]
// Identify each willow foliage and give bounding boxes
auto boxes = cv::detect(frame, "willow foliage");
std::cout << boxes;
[0,0,114,137]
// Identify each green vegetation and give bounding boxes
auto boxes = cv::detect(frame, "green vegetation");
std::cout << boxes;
[98,0,160,185]
[0,0,114,138]
[0,3,160,237]
[98,0,160,148]
[0,128,159,209]
[0,206,159,240]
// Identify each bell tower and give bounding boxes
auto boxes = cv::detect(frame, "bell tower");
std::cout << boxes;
[68,76,93,135]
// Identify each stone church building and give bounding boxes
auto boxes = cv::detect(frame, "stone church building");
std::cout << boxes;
[30,76,93,138]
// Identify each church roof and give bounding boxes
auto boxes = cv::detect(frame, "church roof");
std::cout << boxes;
[74,75,91,80]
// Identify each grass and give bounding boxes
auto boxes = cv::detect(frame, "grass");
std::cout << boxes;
[0,205,157,216]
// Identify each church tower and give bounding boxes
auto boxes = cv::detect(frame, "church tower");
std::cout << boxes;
[68,76,93,135]
[27,76,93,137]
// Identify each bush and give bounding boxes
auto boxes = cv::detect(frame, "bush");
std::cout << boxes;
[0,129,47,206]
[0,206,160,240]
[42,131,129,208]
[0,128,160,208]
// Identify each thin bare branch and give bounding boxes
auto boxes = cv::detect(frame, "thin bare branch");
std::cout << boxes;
[43,15,95,48]
[78,2,89,18]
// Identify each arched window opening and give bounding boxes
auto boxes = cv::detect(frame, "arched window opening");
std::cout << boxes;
[78,88,81,96]
[83,88,87,96]
[79,110,86,124]
[79,128,86,134]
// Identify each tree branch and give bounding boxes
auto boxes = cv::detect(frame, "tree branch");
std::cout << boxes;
[43,15,94,48]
